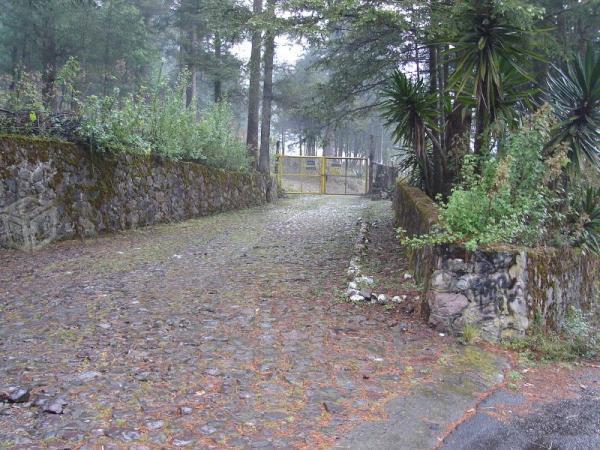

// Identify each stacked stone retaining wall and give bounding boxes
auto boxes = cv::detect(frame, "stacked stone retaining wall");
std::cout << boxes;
[0,135,274,250]
[393,180,600,341]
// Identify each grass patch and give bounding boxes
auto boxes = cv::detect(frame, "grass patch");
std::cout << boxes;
[460,323,480,344]
[507,370,523,390]
[504,307,599,362]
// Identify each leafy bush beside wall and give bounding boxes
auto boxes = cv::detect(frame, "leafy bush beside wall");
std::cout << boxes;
[397,106,598,254]
[1,72,250,173]
[398,107,560,250]
[78,81,249,172]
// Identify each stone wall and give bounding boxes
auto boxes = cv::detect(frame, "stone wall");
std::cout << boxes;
[393,182,438,317]
[370,163,398,199]
[393,180,600,341]
[0,135,274,250]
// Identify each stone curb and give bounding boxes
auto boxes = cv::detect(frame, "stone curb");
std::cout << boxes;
[343,218,403,305]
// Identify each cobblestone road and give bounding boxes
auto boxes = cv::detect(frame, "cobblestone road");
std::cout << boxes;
[2,196,593,449]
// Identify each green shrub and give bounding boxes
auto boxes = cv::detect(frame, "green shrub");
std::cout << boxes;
[575,187,600,255]
[78,90,152,154]
[398,106,563,251]
[1,63,250,173]
[197,102,250,172]
[77,80,249,172]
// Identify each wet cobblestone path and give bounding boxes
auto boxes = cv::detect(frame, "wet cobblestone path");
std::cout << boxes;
[1,196,508,449]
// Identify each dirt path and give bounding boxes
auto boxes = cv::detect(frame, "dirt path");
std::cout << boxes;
[1,196,595,449]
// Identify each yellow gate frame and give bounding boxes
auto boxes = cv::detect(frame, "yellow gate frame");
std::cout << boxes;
[276,155,369,195]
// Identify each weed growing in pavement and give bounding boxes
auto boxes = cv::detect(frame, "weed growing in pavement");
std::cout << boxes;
[460,324,480,344]
[507,370,524,390]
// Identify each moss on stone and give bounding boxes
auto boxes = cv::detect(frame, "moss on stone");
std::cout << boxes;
[526,247,600,330]
[393,181,438,235]
[1,134,271,251]
[392,181,599,335]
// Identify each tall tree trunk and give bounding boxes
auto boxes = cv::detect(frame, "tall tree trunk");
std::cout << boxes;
[214,31,222,103]
[259,22,275,174]
[438,44,447,142]
[444,102,471,192]
[102,0,115,97]
[334,129,339,156]
[186,27,199,109]
[246,0,263,169]
[474,102,486,157]
[39,5,58,111]
[9,45,19,93]
[42,57,57,111]
[323,126,334,156]
[428,43,445,195]
[414,40,420,79]
[428,44,437,94]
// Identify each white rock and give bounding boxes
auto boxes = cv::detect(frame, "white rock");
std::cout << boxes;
[403,272,413,280]
[377,294,388,303]
[346,288,359,297]
[348,281,358,290]
[356,275,374,285]
[350,294,365,303]
[391,296,402,303]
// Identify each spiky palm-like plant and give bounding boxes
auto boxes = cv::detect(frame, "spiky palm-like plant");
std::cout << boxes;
[380,70,439,195]
[449,0,539,155]
[547,48,600,171]
[577,187,600,255]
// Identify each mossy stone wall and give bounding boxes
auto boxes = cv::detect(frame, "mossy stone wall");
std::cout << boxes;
[393,181,439,318]
[0,135,274,250]
[393,181,599,341]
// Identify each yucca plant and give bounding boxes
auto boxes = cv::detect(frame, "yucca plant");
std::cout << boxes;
[547,47,600,171]
[577,187,600,255]
[448,0,539,155]
[393,146,432,192]
[380,70,439,196]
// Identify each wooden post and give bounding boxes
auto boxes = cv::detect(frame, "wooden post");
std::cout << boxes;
[368,134,375,194]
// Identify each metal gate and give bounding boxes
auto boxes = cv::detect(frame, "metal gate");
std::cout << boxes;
[276,155,368,195]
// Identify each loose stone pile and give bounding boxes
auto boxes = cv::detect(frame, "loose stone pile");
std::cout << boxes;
[344,218,404,305]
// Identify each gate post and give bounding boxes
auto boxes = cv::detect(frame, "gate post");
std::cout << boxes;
[320,156,326,194]
[368,134,375,194]
[274,153,281,187]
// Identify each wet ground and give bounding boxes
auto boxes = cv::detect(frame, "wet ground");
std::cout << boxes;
[1,196,598,449]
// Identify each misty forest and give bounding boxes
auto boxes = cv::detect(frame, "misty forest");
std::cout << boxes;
[0,0,599,448]
[1,0,599,249]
